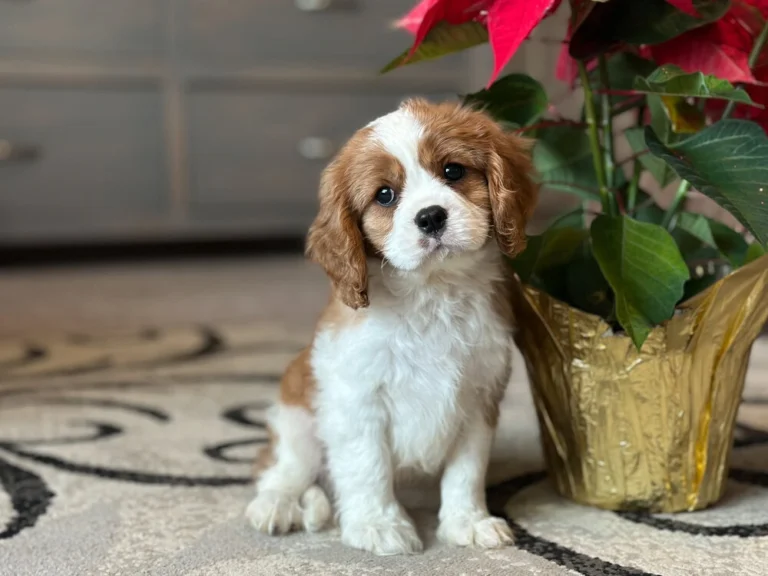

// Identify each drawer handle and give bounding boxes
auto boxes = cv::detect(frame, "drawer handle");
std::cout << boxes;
[0,140,40,163]
[294,0,358,12]
[298,137,335,160]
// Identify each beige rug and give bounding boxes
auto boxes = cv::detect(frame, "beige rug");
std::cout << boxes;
[0,322,766,576]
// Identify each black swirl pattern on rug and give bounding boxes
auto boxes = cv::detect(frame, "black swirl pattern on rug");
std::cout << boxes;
[0,326,222,379]
[489,472,661,576]
[203,401,272,463]
[0,456,54,540]
[0,396,255,490]
[490,458,768,576]
[0,324,306,380]
[1,326,766,575]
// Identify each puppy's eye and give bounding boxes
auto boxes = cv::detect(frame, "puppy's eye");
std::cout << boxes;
[444,163,465,182]
[375,186,397,207]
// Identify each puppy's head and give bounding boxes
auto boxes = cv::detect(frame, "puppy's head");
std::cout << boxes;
[306,99,539,309]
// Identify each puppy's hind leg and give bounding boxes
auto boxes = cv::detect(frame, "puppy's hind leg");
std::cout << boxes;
[246,402,331,535]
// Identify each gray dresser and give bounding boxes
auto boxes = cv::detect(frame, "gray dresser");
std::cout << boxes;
[0,0,478,244]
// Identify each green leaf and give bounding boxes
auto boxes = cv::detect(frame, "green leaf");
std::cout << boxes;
[381,21,487,73]
[590,215,690,349]
[708,219,749,266]
[550,208,587,230]
[746,242,766,264]
[645,120,768,247]
[633,65,758,106]
[674,214,752,269]
[625,127,677,187]
[570,0,730,60]
[463,74,547,127]
[511,225,589,283]
[676,212,716,247]
[533,126,602,200]
[672,214,719,263]
[632,191,667,224]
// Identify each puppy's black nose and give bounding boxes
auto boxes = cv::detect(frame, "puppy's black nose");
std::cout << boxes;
[414,205,448,235]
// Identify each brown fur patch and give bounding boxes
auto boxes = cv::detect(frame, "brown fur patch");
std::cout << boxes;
[305,130,373,310]
[360,151,406,251]
[279,347,316,410]
[253,347,318,478]
[487,133,539,258]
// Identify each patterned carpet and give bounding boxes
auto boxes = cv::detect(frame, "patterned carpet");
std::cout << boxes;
[0,322,766,576]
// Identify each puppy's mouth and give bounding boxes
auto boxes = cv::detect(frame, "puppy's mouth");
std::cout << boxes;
[418,236,456,260]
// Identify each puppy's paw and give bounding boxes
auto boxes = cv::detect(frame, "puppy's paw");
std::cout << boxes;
[300,485,332,532]
[437,512,513,549]
[342,511,423,556]
[246,491,302,535]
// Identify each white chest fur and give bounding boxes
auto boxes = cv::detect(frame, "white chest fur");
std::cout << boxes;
[311,250,512,475]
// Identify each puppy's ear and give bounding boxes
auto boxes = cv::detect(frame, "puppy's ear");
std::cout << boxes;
[306,161,369,309]
[487,131,539,258]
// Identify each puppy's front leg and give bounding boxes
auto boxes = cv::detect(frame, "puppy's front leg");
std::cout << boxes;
[320,397,423,556]
[437,406,514,548]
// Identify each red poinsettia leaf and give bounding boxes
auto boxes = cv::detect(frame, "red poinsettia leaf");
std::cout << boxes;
[649,25,757,84]
[486,0,558,84]
[397,0,438,34]
[665,0,699,16]
[398,0,490,54]
[712,6,762,53]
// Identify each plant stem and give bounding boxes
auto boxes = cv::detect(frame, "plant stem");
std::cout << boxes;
[578,61,614,216]
[722,19,768,118]
[598,56,616,190]
[661,179,690,229]
[627,159,642,212]
[627,102,646,213]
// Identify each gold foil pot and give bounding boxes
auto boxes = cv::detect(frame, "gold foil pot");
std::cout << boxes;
[511,254,768,513]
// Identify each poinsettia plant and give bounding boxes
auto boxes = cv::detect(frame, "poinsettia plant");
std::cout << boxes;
[383,0,768,349]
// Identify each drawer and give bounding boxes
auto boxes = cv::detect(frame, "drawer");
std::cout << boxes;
[187,91,453,225]
[177,0,465,71]
[0,0,164,60]
[0,87,168,239]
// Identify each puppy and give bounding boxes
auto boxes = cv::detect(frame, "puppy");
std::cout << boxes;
[246,99,538,555]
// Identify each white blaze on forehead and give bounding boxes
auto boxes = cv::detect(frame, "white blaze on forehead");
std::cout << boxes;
[367,107,424,174]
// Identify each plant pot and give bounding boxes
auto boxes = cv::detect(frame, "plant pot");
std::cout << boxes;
[510,254,768,513]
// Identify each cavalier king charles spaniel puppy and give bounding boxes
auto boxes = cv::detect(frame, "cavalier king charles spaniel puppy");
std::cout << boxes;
[246,98,538,555]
